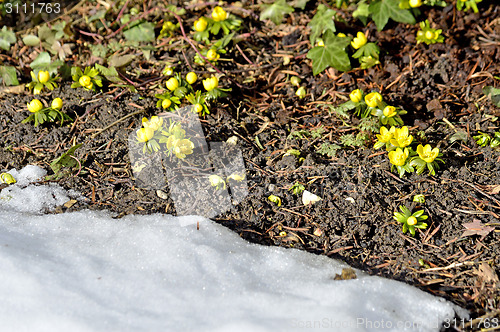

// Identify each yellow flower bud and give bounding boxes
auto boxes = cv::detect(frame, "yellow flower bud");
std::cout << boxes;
[337,33,346,37]
[425,30,436,40]
[364,92,382,108]
[383,106,397,118]
[136,127,154,143]
[316,39,324,47]
[166,77,179,91]
[27,99,44,113]
[37,70,50,84]
[296,86,306,99]
[349,89,363,103]
[0,172,16,185]
[407,216,417,225]
[211,6,227,22]
[194,104,203,113]
[416,144,439,163]
[209,174,226,190]
[203,76,219,91]
[193,17,208,32]
[79,75,92,88]
[206,49,220,61]
[351,31,367,49]
[163,67,174,76]
[51,98,63,110]
[290,76,301,87]
[186,72,198,84]
[409,0,422,7]
[161,99,172,109]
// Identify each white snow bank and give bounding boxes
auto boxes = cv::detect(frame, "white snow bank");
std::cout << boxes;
[0,166,465,331]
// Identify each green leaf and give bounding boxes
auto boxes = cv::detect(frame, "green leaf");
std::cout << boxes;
[352,43,380,59]
[0,66,19,86]
[123,22,155,42]
[30,52,52,68]
[22,34,40,46]
[95,64,122,83]
[353,1,370,25]
[290,0,310,9]
[306,30,351,74]
[0,26,16,51]
[260,0,294,25]
[483,86,500,107]
[107,54,135,68]
[308,4,336,43]
[369,0,415,31]
[50,144,82,176]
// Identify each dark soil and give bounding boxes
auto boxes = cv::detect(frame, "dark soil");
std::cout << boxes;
[1,1,499,329]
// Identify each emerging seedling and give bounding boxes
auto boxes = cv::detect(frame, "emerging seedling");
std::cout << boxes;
[416,20,444,45]
[393,205,428,236]
[71,66,103,91]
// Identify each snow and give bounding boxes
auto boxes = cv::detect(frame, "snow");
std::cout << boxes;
[0,166,466,331]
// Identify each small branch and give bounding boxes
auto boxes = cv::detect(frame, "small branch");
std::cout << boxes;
[235,43,255,66]
[91,109,145,138]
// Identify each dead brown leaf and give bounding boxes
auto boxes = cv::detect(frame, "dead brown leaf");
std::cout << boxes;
[461,219,494,240]
[475,263,499,286]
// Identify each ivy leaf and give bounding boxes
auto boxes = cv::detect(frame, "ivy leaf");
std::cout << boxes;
[352,42,380,59]
[0,66,19,86]
[369,0,415,31]
[353,0,370,25]
[483,86,500,107]
[260,0,294,25]
[0,26,16,51]
[123,22,155,42]
[290,0,310,10]
[308,4,336,44]
[306,30,351,75]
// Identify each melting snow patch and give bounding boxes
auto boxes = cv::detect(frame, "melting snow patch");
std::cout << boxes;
[0,166,466,331]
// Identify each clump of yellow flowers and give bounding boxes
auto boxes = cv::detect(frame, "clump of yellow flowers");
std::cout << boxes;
[136,116,194,159]
[27,70,59,94]
[374,125,443,177]
[346,89,406,126]
[192,6,241,43]
[22,97,71,127]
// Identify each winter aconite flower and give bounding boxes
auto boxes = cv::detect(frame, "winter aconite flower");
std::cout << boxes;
[162,99,172,109]
[409,0,422,7]
[383,106,397,118]
[0,172,16,185]
[27,99,44,113]
[206,49,220,61]
[351,32,367,50]
[51,98,63,110]
[79,75,92,89]
[388,147,409,166]
[416,144,439,163]
[166,77,179,91]
[194,17,208,32]
[349,89,363,103]
[377,126,395,143]
[209,175,226,190]
[393,205,428,236]
[38,70,50,84]
[186,72,198,84]
[416,20,444,45]
[194,104,204,113]
[167,136,194,159]
[211,6,228,22]
[137,127,154,143]
[390,126,413,148]
[203,76,218,91]
[364,92,382,108]
[142,116,163,131]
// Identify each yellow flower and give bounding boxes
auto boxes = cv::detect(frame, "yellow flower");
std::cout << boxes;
[364,92,382,108]
[37,70,50,84]
[211,6,227,22]
[376,126,395,143]
[193,17,208,32]
[166,77,179,91]
[137,127,154,143]
[163,66,174,76]
[27,99,43,113]
[161,99,172,109]
[203,76,218,91]
[390,126,413,148]
[383,106,397,118]
[227,173,245,181]
[295,86,306,99]
[349,89,363,103]
[388,148,409,166]
[142,116,163,131]
[409,0,422,7]
[206,49,220,61]
[351,31,367,49]
[209,174,226,190]
[167,137,194,159]
[186,72,198,84]
[416,144,439,163]
[51,98,63,110]
[194,104,203,113]
[79,75,92,88]
[337,33,346,37]
[316,39,324,47]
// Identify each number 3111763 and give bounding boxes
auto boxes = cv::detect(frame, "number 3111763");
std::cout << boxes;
[5,3,61,14]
